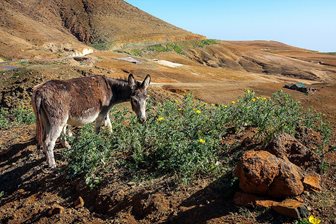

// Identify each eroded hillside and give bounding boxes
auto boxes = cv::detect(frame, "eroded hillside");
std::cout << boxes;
[0,0,202,59]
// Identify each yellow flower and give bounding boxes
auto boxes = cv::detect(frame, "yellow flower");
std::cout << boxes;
[246,89,252,94]
[224,105,228,108]
[262,97,267,101]
[178,108,182,111]
[309,215,321,224]
[157,116,165,122]
[198,138,206,144]
[231,101,236,104]
[175,99,180,104]
[252,98,256,102]
[195,109,201,114]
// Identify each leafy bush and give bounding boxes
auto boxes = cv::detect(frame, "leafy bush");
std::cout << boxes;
[229,90,331,145]
[64,125,114,188]
[0,107,35,129]
[64,91,331,188]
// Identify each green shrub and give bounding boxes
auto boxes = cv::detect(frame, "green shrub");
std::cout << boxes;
[12,107,35,125]
[0,107,35,129]
[65,125,114,188]
[0,108,10,129]
[229,90,331,145]
[127,96,223,178]
[64,91,331,188]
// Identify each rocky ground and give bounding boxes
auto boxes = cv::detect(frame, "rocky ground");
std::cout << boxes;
[1,38,336,224]
[0,122,335,223]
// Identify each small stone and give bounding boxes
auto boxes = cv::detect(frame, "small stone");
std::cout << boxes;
[17,189,25,195]
[294,196,304,203]
[272,199,306,218]
[127,181,136,186]
[303,173,322,192]
[255,200,279,208]
[74,196,85,209]
[48,204,65,216]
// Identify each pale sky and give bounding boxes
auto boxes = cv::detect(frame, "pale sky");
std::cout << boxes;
[126,0,336,52]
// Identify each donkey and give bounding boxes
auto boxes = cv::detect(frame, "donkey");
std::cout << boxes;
[31,74,151,168]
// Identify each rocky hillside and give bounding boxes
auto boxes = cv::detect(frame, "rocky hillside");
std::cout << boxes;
[0,0,202,59]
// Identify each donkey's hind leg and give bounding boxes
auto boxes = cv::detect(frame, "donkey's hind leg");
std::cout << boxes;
[43,124,65,168]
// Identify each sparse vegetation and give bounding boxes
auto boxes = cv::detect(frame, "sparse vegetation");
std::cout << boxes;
[129,48,143,57]
[195,39,218,48]
[324,52,336,55]
[90,40,111,50]
[64,90,331,188]
[146,42,184,54]
[126,39,218,56]
[0,108,10,129]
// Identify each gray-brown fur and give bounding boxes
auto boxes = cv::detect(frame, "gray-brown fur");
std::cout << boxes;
[31,74,151,168]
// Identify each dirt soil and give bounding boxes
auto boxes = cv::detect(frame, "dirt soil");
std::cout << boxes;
[1,124,335,224]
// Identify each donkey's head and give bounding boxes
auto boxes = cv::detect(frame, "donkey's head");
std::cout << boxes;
[128,74,151,123]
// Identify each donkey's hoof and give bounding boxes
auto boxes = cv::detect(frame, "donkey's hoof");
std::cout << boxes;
[42,167,55,174]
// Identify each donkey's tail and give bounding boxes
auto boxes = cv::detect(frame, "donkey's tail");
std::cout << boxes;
[31,85,46,149]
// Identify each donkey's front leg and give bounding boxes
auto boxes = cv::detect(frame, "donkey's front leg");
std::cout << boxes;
[104,114,112,133]
[95,114,112,133]
[60,125,71,149]
[95,115,104,134]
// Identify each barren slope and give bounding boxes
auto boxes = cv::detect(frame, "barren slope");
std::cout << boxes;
[186,41,336,82]
[0,0,202,59]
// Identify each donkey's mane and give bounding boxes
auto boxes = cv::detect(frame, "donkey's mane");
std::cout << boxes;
[107,76,141,87]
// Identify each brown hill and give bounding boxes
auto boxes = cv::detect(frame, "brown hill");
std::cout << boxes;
[186,40,336,81]
[0,0,202,59]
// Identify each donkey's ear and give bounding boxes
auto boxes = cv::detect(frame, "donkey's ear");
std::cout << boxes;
[141,75,151,90]
[128,74,136,89]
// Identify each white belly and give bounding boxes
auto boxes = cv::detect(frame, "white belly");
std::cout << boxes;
[68,112,100,126]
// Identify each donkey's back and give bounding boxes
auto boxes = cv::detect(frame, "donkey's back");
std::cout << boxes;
[33,76,112,122]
